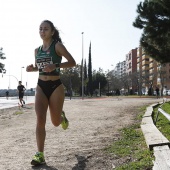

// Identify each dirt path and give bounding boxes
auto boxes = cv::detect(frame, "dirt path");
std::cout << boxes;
[0,97,163,170]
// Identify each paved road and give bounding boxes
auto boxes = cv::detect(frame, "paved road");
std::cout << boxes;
[0,96,80,109]
[0,96,35,109]
[0,95,167,110]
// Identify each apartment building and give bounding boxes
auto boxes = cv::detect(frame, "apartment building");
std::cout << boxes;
[137,46,142,72]
[113,61,126,79]
[126,48,137,75]
[157,63,170,90]
[141,48,150,93]
[126,48,137,92]
[137,47,170,93]
[111,46,170,94]
[149,57,159,89]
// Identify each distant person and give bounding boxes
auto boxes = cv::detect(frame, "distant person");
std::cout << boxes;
[17,81,26,107]
[6,90,9,100]
[115,89,120,100]
[26,20,76,166]
[115,89,120,96]
[155,87,160,99]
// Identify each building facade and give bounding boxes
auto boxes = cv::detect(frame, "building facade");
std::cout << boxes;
[126,48,138,92]
[111,46,170,95]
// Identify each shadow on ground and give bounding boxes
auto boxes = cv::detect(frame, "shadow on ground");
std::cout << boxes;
[72,154,88,170]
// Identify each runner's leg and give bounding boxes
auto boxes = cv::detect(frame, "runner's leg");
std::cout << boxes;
[49,84,65,126]
[35,85,48,152]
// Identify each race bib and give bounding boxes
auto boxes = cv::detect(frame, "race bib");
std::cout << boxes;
[36,57,53,72]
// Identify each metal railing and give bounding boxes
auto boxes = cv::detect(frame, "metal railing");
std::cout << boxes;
[154,98,170,124]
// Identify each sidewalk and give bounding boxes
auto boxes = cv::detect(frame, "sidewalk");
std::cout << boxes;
[0,96,35,109]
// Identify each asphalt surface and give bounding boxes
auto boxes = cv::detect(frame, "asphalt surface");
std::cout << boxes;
[0,96,35,109]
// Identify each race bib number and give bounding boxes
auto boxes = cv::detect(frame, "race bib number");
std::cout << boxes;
[36,57,53,72]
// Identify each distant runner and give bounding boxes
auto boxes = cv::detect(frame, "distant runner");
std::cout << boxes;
[5,90,9,100]
[17,81,26,107]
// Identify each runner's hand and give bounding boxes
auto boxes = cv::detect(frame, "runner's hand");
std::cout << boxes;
[43,64,56,72]
[26,64,34,72]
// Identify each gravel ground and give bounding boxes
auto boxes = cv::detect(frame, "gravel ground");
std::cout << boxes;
[0,96,163,170]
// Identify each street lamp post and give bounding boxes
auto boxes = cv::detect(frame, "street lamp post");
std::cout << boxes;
[2,74,19,88]
[81,32,84,100]
[21,66,24,82]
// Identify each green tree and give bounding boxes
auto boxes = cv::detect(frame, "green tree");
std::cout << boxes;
[60,64,81,95]
[84,59,87,80]
[133,0,170,63]
[84,59,88,95]
[0,48,6,73]
[92,69,107,96]
[80,58,83,95]
[88,42,93,96]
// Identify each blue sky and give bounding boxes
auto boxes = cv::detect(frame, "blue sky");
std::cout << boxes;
[0,0,143,89]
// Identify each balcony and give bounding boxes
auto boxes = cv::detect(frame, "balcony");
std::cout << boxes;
[142,55,149,60]
[149,58,154,62]
[150,62,154,68]
[142,65,149,71]
[142,60,149,65]
[149,69,154,74]
[149,76,153,81]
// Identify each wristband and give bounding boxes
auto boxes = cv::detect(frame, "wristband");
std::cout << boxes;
[55,63,60,68]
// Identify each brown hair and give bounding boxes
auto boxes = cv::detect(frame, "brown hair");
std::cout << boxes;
[42,20,62,43]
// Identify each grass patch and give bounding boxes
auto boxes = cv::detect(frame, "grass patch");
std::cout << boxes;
[105,106,154,170]
[13,110,24,115]
[152,101,170,141]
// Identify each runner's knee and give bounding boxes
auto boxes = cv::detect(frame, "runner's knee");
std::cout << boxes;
[52,119,61,127]
[36,116,46,128]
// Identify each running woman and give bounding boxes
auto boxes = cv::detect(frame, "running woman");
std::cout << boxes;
[26,20,76,166]
[17,81,26,107]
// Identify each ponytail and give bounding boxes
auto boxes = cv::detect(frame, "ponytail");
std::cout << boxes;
[52,29,62,43]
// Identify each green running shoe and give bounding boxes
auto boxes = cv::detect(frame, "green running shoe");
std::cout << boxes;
[31,152,45,166]
[61,111,69,130]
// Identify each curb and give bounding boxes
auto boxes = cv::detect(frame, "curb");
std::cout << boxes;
[141,102,170,169]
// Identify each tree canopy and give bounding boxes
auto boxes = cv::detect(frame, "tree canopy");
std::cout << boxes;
[88,42,93,96]
[133,0,170,63]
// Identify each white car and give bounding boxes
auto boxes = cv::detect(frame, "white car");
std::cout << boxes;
[167,90,170,96]
[163,90,167,95]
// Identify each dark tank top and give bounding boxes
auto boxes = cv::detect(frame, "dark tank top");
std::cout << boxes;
[36,40,62,76]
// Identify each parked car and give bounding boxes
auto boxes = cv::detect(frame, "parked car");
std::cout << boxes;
[134,92,138,95]
[163,90,169,95]
[167,90,170,96]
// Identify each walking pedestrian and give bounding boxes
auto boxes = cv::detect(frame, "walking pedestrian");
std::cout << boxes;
[115,89,120,100]
[155,86,160,99]
[26,20,76,166]
[17,81,26,107]
[5,90,9,100]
